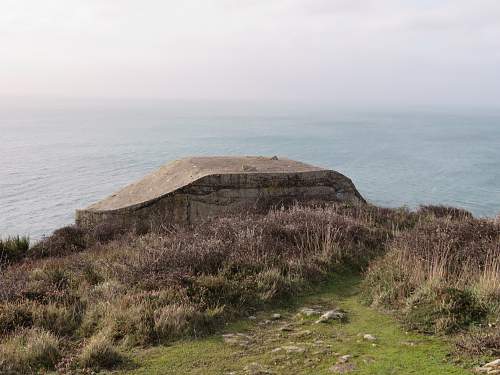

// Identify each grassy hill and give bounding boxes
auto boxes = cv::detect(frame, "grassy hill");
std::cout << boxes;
[0,204,498,373]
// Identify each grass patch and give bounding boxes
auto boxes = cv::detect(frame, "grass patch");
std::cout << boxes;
[0,327,60,374]
[0,235,30,264]
[79,333,125,371]
[124,275,470,375]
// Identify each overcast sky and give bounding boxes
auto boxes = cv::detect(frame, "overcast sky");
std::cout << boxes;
[2,0,500,108]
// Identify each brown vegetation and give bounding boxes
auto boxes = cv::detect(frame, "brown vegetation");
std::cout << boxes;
[0,203,498,372]
[362,205,499,352]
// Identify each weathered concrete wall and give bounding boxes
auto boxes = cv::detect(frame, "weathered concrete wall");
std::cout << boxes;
[76,169,364,229]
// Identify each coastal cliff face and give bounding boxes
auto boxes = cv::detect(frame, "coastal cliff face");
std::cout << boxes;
[75,156,365,229]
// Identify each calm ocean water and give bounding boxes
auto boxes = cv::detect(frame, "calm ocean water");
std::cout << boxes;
[1,101,500,240]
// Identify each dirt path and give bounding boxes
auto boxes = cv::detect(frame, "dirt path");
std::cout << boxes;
[122,275,471,374]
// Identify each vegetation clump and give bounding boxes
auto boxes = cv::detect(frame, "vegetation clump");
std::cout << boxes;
[0,327,60,374]
[362,207,499,354]
[0,235,30,264]
[79,333,125,371]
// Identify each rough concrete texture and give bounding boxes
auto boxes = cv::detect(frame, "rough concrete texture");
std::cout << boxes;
[76,156,365,228]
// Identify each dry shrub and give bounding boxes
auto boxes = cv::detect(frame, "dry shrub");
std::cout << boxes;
[101,205,389,291]
[27,221,129,262]
[102,299,156,347]
[255,268,301,302]
[475,252,500,304]
[24,263,75,302]
[0,301,33,335]
[79,333,124,370]
[0,327,60,374]
[29,226,86,258]
[188,274,256,310]
[417,205,473,220]
[154,303,223,342]
[362,216,500,334]
[0,236,30,265]
[153,304,196,340]
[92,221,126,243]
[0,300,80,338]
[404,286,487,334]
[455,325,500,357]
[78,303,107,339]
[329,204,419,232]
[32,302,80,336]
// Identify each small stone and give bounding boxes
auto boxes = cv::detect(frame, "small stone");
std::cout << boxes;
[401,341,416,347]
[299,307,322,317]
[330,363,356,373]
[475,359,500,375]
[270,155,279,160]
[271,347,283,353]
[316,310,345,323]
[271,313,281,320]
[279,324,294,332]
[222,333,253,346]
[363,356,376,364]
[485,359,500,369]
[304,358,314,364]
[282,345,306,354]
[338,355,352,363]
[244,362,273,375]
[248,316,257,321]
[363,334,377,341]
[313,349,330,355]
[291,330,312,338]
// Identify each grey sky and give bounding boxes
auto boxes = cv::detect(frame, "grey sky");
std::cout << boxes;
[2,0,500,108]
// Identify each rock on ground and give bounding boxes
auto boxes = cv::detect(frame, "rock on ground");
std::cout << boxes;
[475,359,500,374]
[298,307,322,317]
[315,310,345,323]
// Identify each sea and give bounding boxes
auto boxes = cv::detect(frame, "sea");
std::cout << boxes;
[1,100,500,240]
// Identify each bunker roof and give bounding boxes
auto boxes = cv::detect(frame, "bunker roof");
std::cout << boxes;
[86,156,326,211]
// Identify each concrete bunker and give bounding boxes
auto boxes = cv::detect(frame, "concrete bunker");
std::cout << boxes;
[76,156,365,229]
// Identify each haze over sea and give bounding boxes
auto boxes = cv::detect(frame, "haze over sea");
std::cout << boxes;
[1,100,500,240]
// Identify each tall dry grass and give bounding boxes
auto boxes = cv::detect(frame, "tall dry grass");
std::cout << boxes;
[362,210,499,340]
